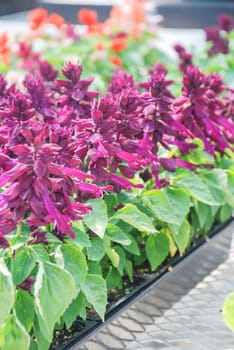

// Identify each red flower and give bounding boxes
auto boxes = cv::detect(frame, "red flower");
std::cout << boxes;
[28,7,48,30]
[48,12,65,28]
[0,33,9,55]
[110,38,127,52]
[95,41,105,50]
[77,9,98,26]
[110,56,122,66]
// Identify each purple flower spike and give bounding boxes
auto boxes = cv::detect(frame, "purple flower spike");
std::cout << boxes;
[38,60,58,81]
[56,62,98,118]
[218,13,234,32]
[174,44,193,73]
[204,14,234,56]
[108,69,135,94]
[173,66,234,156]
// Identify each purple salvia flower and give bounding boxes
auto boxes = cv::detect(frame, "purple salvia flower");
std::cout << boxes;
[108,69,135,94]
[173,66,234,156]
[28,230,48,245]
[56,62,98,118]
[0,119,106,238]
[38,60,58,81]
[218,13,234,32]
[174,44,193,73]
[63,23,81,40]
[2,90,35,123]
[23,74,57,122]
[205,26,229,56]
[0,74,7,96]
[16,42,32,59]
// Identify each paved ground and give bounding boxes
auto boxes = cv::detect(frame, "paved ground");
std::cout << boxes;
[126,257,234,350]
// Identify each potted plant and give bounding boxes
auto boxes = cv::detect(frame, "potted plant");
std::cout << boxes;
[0,5,233,350]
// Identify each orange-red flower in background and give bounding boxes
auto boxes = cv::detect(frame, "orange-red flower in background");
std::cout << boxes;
[105,0,148,37]
[77,8,104,34]
[28,7,48,30]
[110,37,127,52]
[0,32,10,65]
[95,41,105,50]
[110,56,122,66]
[48,13,65,28]
[78,9,98,26]
[0,33,9,55]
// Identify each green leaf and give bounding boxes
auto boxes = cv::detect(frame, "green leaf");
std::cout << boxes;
[0,314,30,350]
[172,170,219,205]
[34,316,50,350]
[170,220,190,255]
[146,233,169,271]
[125,260,133,282]
[201,169,228,205]
[29,339,38,350]
[185,138,215,165]
[9,236,28,251]
[14,290,34,332]
[84,199,108,238]
[133,250,147,266]
[0,259,14,328]
[45,232,62,244]
[63,292,87,328]
[71,224,91,247]
[142,188,189,225]
[106,267,122,290]
[114,246,126,275]
[61,245,88,296]
[116,191,137,205]
[81,274,107,321]
[111,203,156,233]
[34,261,76,342]
[104,238,120,268]
[12,249,36,285]
[105,223,131,245]
[114,220,135,234]
[194,201,212,230]
[88,261,102,275]
[123,234,140,256]
[226,170,234,207]
[163,187,190,225]
[104,194,118,215]
[223,292,234,332]
[30,245,50,262]
[165,229,177,257]
[217,204,233,223]
[54,245,64,268]
[87,237,105,261]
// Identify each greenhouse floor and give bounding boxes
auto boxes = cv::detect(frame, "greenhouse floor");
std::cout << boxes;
[126,255,234,350]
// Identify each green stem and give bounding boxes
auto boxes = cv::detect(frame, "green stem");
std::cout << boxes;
[16,223,22,237]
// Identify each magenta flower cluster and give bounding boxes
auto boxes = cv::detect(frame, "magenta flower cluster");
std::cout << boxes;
[205,13,234,56]
[0,61,233,241]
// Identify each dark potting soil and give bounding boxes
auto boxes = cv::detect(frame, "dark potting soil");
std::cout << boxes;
[50,219,232,350]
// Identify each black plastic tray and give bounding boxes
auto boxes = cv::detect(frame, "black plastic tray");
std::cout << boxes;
[54,219,233,350]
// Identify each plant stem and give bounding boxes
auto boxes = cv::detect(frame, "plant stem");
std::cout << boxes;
[17,223,22,237]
